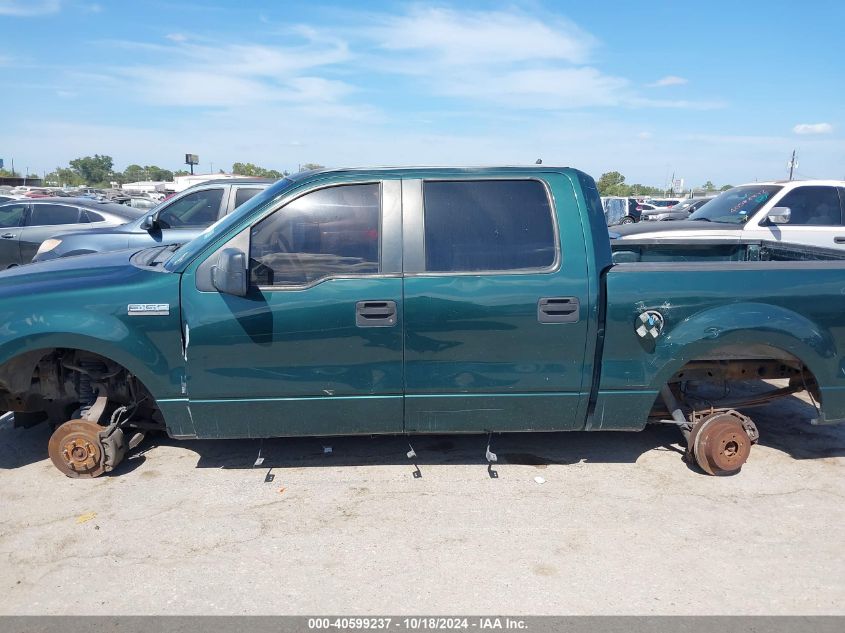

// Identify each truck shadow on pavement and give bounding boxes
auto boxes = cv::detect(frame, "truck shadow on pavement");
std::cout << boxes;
[1,394,843,476]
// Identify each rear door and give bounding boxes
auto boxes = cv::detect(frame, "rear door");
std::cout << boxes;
[401,174,591,432]
[19,202,84,262]
[0,202,27,268]
[229,186,265,215]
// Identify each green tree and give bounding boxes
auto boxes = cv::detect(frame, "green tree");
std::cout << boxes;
[300,163,324,172]
[145,165,174,181]
[702,180,715,191]
[173,169,190,177]
[596,171,627,196]
[122,164,146,183]
[69,154,114,185]
[720,184,733,191]
[628,184,663,196]
[44,167,85,187]
[232,162,285,179]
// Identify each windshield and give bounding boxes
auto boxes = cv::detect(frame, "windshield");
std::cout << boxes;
[689,185,782,224]
[164,178,295,271]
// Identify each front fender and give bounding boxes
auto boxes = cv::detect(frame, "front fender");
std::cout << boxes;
[0,308,184,401]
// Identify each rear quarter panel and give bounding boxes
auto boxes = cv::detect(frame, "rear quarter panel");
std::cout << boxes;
[593,261,845,429]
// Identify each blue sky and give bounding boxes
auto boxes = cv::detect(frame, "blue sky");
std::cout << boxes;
[1,0,843,187]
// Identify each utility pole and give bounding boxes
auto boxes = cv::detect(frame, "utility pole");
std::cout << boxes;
[787,149,798,181]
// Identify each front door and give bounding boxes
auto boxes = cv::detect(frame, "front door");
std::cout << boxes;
[181,180,404,438]
[746,185,845,249]
[401,175,591,433]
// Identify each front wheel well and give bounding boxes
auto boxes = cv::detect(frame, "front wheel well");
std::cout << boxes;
[0,348,164,429]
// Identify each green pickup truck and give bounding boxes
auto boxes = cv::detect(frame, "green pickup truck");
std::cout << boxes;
[1,167,843,478]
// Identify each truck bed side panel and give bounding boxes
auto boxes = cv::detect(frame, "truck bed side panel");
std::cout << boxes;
[593,262,845,430]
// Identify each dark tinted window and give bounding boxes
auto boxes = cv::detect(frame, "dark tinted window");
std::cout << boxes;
[0,203,25,228]
[29,204,80,226]
[80,209,105,223]
[234,187,262,209]
[158,188,224,229]
[776,186,843,226]
[423,180,555,272]
[250,183,380,287]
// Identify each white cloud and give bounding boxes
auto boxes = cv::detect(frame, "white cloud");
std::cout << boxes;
[793,122,833,135]
[104,33,354,109]
[372,6,597,66]
[0,0,60,16]
[437,67,630,109]
[354,7,709,111]
[647,75,688,88]
[637,131,653,140]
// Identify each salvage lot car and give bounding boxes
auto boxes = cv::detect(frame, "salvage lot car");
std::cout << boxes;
[0,197,144,269]
[33,178,272,262]
[0,166,844,479]
[640,197,712,221]
[615,180,845,249]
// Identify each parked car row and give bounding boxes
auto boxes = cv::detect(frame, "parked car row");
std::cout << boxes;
[640,197,713,221]
[0,178,272,269]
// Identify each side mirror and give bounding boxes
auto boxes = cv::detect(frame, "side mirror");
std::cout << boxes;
[211,248,248,297]
[767,206,791,224]
[141,213,158,231]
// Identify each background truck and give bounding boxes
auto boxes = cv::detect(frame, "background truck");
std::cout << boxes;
[614,179,845,248]
[31,178,272,262]
[0,167,843,478]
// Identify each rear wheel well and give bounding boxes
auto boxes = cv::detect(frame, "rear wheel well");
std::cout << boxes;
[655,345,821,417]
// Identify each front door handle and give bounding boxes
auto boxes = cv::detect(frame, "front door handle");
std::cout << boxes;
[538,297,580,323]
[356,300,397,327]
[834,236,845,244]
[1,233,16,239]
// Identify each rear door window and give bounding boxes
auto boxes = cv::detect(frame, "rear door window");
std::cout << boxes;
[80,209,105,223]
[422,180,556,272]
[776,186,843,225]
[0,203,26,228]
[29,203,81,226]
[234,187,263,209]
[158,188,225,228]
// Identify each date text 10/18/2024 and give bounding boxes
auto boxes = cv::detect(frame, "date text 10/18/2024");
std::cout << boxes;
[307,617,528,630]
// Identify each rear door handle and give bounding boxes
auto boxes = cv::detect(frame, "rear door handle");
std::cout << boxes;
[1,233,16,239]
[538,297,580,323]
[356,300,397,327]
[834,237,845,244]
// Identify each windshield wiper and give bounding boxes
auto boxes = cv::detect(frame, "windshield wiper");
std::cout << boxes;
[692,217,711,222]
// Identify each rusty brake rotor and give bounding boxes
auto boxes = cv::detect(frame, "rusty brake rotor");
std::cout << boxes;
[689,412,752,476]
[48,419,107,478]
